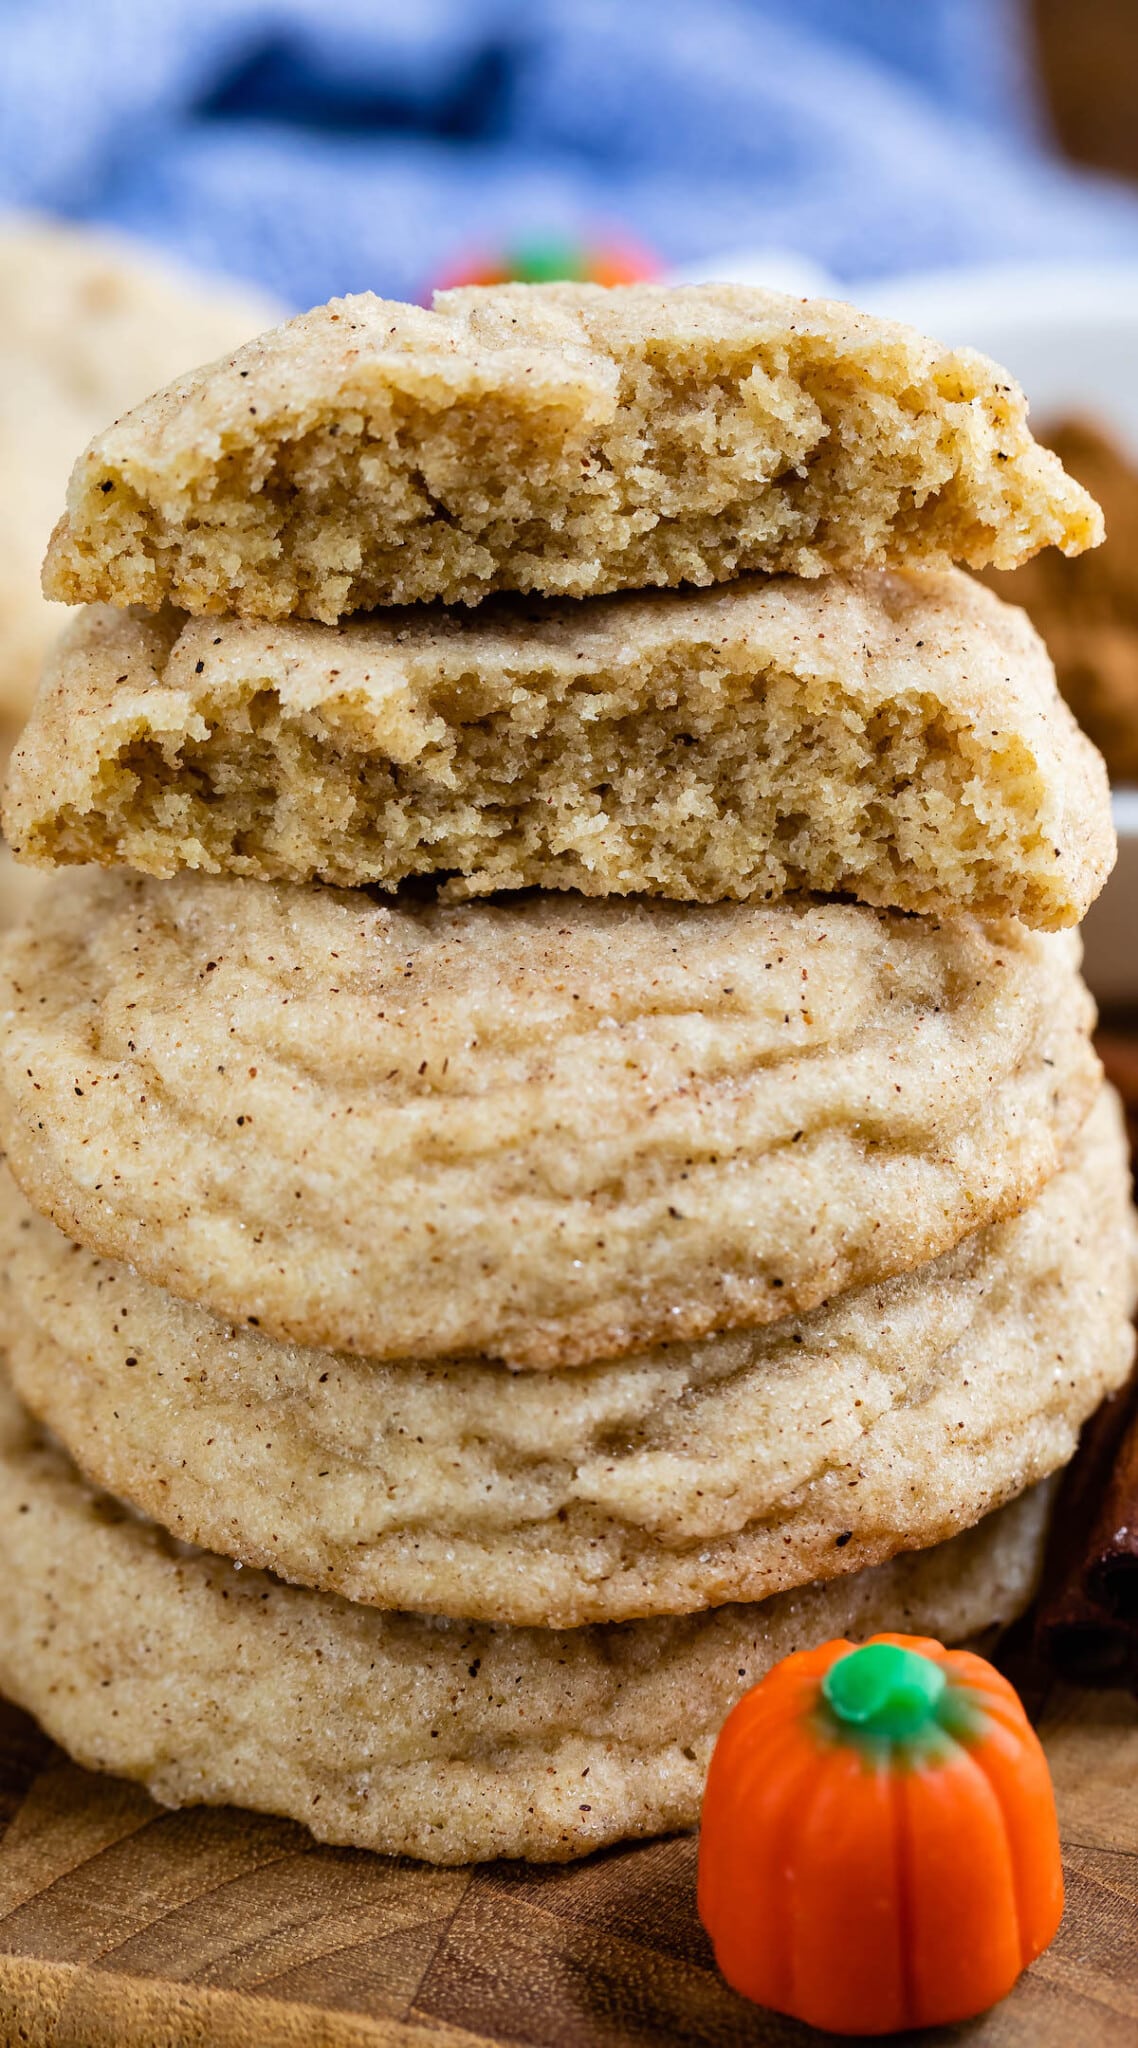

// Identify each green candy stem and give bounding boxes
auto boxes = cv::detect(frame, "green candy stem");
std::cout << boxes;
[822,1643,947,1743]
[508,238,589,284]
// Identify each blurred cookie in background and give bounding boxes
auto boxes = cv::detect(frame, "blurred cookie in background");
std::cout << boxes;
[0,846,45,932]
[0,215,281,744]
[984,417,1138,784]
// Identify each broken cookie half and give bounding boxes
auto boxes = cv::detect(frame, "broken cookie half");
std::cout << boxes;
[6,567,1114,929]
[42,282,1101,622]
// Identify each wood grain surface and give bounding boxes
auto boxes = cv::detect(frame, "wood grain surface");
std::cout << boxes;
[0,1677,1133,2047]
[0,1024,1134,2047]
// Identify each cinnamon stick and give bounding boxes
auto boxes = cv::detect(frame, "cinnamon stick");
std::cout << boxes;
[1035,1372,1138,1688]
[1096,1026,1138,1162]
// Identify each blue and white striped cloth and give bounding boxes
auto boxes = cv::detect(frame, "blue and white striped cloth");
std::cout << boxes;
[2,0,1137,309]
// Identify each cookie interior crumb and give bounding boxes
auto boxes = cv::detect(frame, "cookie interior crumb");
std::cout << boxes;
[42,283,1102,621]
[5,569,1114,931]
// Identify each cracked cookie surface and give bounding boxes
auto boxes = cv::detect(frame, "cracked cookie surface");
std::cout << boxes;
[0,1367,1053,1864]
[0,873,1100,1367]
[1,1088,1130,1627]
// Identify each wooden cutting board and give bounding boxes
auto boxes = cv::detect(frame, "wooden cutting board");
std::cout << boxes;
[0,1671,1133,2048]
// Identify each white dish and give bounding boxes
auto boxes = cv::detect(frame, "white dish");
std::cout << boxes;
[673,253,1138,1005]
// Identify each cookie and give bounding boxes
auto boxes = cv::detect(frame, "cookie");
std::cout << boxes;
[0,873,1099,1368]
[41,283,1100,622]
[2,1086,1130,1626]
[0,1367,1052,1863]
[5,570,1113,931]
[0,214,279,728]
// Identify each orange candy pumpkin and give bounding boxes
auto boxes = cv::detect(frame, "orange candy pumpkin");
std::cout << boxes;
[698,1634,1063,2036]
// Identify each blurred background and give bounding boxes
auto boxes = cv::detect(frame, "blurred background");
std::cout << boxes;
[0,0,1136,991]
[3,0,1138,310]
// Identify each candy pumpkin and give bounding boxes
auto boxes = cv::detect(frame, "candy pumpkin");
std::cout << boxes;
[430,234,658,294]
[698,1634,1063,2036]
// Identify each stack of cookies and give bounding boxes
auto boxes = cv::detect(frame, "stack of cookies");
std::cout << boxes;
[0,285,1134,1865]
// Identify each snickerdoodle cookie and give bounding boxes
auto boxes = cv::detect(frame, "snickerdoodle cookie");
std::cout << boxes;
[0,873,1099,1368]
[1,1087,1129,1626]
[0,1366,1053,1864]
[5,570,1112,930]
[42,283,1099,622]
